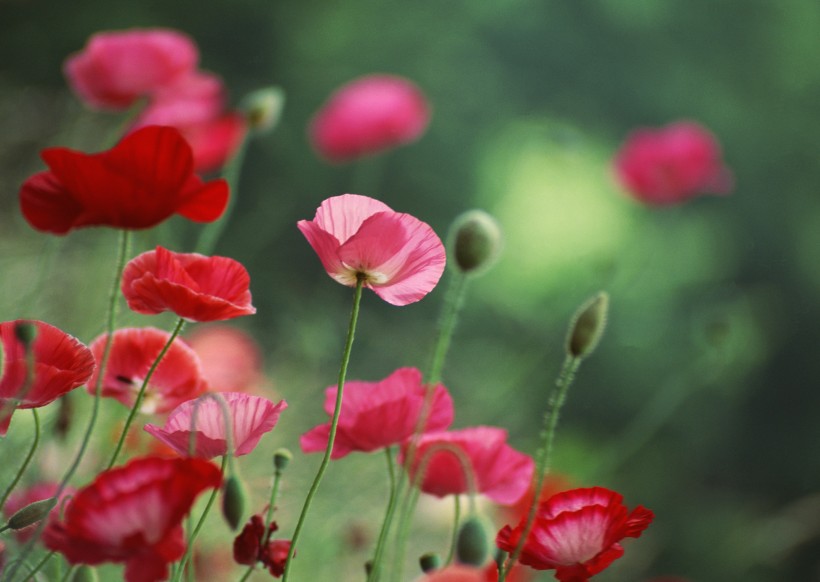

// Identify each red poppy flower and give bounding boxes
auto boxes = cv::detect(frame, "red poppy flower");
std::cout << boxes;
[0,320,95,435]
[496,487,654,582]
[18,126,229,234]
[300,367,454,459]
[415,564,498,582]
[122,246,256,322]
[233,513,291,577]
[186,325,268,393]
[86,327,206,414]
[43,456,222,582]
[3,482,75,543]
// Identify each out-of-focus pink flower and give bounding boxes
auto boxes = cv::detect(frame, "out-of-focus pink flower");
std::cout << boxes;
[309,74,431,162]
[87,327,206,414]
[233,513,291,577]
[144,392,287,459]
[401,427,534,505]
[3,483,74,543]
[178,113,248,173]
[415,564,499,582]
[298,194,446,306]
[496,486,654,582]
[613,121,733,205]
[300,367,453,459]
[186,325,268,393]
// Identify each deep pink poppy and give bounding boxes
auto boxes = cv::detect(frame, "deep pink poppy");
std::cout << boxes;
[300,367,454,459]
[3,482,75,543]
[233,513,291,577]
[43,456,222,582]
[121,246,256,322]
[496,487,654,582]
[186,325,268,393]
[298,194,446,306]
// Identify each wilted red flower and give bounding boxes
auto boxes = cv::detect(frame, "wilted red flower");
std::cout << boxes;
[86,327,206,414]
[613,121,733,205]
[19,126,229,234]
[233,513,291,577]
[43,456,221,582]
[186,325,268,393]
[401,427,534,505]
[0,320,94,435]
[496,486,654,582]
[3,482,74,543]
[300,367,453,459]
[309,74,431,163]
[298,194,446,306]
[122,246,256,322]
[144,392,287,459]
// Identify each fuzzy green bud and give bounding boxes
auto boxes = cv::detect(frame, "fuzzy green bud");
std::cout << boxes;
[69,566,99,582]
[7,498,55,530]
[241,87,285,134]
[455,515,490,566]
[14,321,37,348]
[566,291,609,358]
[419,552,442,573]
[449,210,503,276]
[221,474,247,531]
[273,448,293,472]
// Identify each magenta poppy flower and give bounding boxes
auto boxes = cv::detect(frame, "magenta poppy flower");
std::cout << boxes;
[401,427,534,505]
[121,246,256,322]
[300,367,454,459]
[309,74,431,162]
[3,482,75,543]
[233,513,291,577]
[18,126,229,234]
[496,487,654,582]
[186,325,268,393]
[144,392,287,458]
[298,194,446,305]
[43,456,222,582]
[86,327,206,414]
[613,121,733,205]
[0,320,95,435]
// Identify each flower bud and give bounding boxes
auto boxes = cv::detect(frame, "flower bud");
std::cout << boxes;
[69,565,99,582]
[419,552,442,573]
[242,87,285,134]
[455,515,489,566]
[7,498,56,530]
[273,448,292,473]
[14,321,38,348]
[566,292,609,358]
[221,474,247,531]
[449,210,502,276]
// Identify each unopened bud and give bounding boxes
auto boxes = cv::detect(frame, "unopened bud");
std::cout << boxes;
[221,474,247,531]
[7,498,55,530]
[364,560,373,576]
[419,552,442,573]
[273,448,292,472]
[14,322,37,348]
[69,565,99,582]
[455,515,489,566]
[566,292,609,358]
[449,210,502,276]
[242,87,285,133]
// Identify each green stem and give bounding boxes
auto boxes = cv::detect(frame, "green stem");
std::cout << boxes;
[0,409,40,508]
[444,496,462,566]
[366,448,399,582]
[20,550,54,582]
[281,277,365,582]
[57,564,76,582]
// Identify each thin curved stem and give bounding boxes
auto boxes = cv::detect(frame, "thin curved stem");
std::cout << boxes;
[0,409,40,508]
[20,550,54,582]
[444,496,462,566]
[366,448,399,582]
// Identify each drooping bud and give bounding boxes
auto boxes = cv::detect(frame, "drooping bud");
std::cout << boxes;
[455,515,489,566]
[449,210,503,276]
[419,552,442,573]
[69,565,99,582]
[566,291,609,358]
[273,448,292,473]
[241,87,285,134]
[14,321,38,349]
[7,498,56,530]
[221,474,247,531]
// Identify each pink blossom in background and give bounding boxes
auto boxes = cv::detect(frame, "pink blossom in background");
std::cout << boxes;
[298,194,446,305]
[613,121,733,205]
[3,483,74,543]
[309,74,431,162]
[177,112,248,173]
[300,367,454,459]
[186,325,268,393]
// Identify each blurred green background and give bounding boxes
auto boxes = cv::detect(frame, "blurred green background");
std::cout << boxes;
[2,0,820,580]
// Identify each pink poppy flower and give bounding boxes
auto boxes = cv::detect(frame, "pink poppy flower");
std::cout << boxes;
[144,392,287,458]
[3,482,75,543]
[18,126,229,234]
[233,513,291,577]
[121,246,256,322]
[300,367,453,459]
[64,28,198,110]
[613,121,733,205]
[0,320,94,435]
[309,74,431,162]
[86,327,206,414]
[186,325,268,393]
[401,427,534,505]
[496,486,654,582]
[43,456,222,582]
[298,194,446,306]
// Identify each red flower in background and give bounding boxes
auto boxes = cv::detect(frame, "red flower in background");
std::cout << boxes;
[19,126,229,234]
[415,564,498,582]
[613,121,733,205]
[496,487,654,582]
[301,367,453,459]
[233,513,291,577]
[43,456,222,582]
[3,483,74,543]
[0,320,94,435]
[186,325,268,393]
[122,246,256,322]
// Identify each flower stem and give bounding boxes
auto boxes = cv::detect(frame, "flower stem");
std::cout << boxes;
[21,550,54,582]
[444,496,462,566]
[0,409,40,509]
[366,448,399,582]
[281,277,365,581]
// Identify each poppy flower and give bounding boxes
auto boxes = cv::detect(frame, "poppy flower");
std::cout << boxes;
[0,320,95,435]
[3,482,75,543]
[144,392,287,459]
[186,325,268,393]
[298,194,446,306]
[613,121,733,205]
[415,564,499,582]
[309,74,431,162]
[300,367,453,459]
[18,126,229,234]
[233,513,291,577]
[43,456,222,582]
[122,246,256,322]
[496,487,654,582]
[86,327,206,414]
[401,427,534,505]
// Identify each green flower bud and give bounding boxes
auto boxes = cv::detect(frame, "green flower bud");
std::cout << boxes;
[273,448,293,472]
[241,87,285,134]
[449,210,503,276]
[566,291,609,358]
[221,474,247,531]
[419,552,442,573]
[455,515,489,566]
[69,565,99,582]
[7,498,56,530]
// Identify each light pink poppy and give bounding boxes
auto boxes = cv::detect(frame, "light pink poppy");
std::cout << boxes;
[3,482,75,543]
[298,194,446,306]
[401,427,534,505]
[300,367,453,459]
[87,327,206,414]
[186,325,268,393]
[144,392,287,459]
[121,246,256,322]
[613,121,733,205]
[309,75,431,163]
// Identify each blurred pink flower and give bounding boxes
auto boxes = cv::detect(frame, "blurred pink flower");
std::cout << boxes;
[186,325,268,393]
[3,482,74,543]
[298,194,446,305]
[613,121,733,205]
[309,74,431,162]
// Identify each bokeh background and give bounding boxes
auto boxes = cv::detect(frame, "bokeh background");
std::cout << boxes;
[2,1,820,580]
